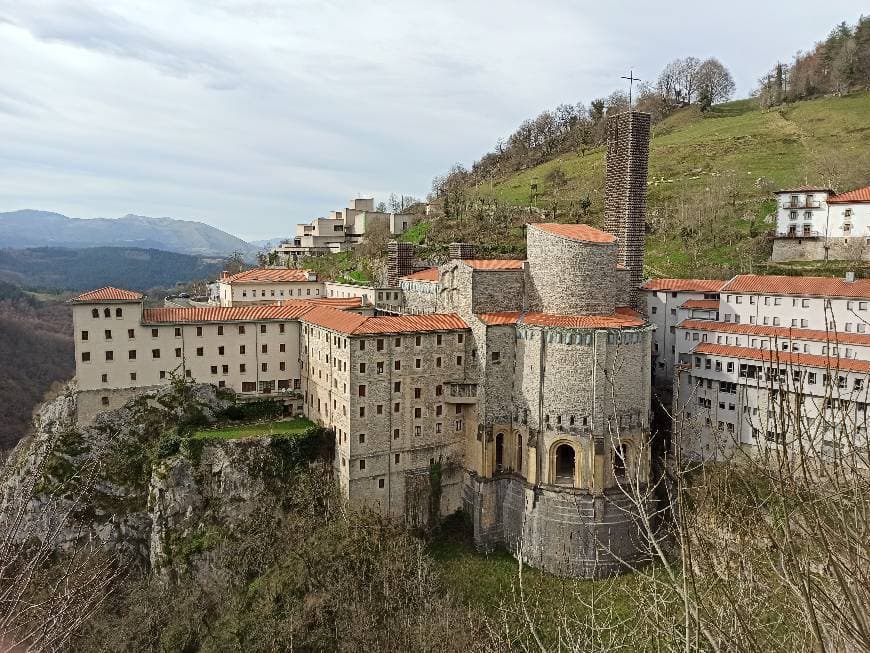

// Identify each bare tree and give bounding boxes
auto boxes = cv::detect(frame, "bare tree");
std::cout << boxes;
[695,58,736,108]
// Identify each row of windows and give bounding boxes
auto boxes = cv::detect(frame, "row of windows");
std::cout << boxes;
[81,323,287,341]
[82,349,288,373]
[240,288,318,298]
[90,307,124,319]
[355,403,463,419]
[358,383,443,398]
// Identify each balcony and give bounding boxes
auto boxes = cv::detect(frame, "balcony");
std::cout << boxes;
[782,200,821,209]
[776,230,820,239]
[445,382,478,404]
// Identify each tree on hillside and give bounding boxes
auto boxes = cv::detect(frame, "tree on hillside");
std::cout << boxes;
[695,58,736,110]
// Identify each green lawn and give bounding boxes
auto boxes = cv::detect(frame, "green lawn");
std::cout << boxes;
[427,515,642,642]
[192,417,315,440]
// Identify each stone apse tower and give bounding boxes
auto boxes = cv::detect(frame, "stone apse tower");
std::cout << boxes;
[462,111,654,578]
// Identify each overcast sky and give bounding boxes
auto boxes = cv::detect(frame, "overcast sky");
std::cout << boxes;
[0,1,863,240]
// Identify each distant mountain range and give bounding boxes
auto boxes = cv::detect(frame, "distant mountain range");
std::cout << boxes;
[0,210,259,257]
[0,247,224,292]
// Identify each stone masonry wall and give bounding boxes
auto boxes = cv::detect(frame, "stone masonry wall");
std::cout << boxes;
[524,226,619,316]
[772,237,870,262]
[464,475,650,578]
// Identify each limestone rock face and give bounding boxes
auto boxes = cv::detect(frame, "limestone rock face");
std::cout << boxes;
[0,382,297,569]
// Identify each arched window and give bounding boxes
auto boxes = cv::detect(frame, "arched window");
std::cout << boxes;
[515,433,523,473]
[91,308,99,318]
[554,444,575,486]
[495,432,505,472]
[116,307,123,318]
[103,307,111,318]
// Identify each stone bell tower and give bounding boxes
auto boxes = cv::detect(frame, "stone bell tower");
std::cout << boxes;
[603,111,651,311]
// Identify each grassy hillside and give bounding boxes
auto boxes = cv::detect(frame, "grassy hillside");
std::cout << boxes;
[418,92,870,278]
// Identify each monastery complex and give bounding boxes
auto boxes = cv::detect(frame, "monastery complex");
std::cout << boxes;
[69,111,870,578]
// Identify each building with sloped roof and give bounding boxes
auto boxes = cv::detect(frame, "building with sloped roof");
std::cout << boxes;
[772,184,870,261]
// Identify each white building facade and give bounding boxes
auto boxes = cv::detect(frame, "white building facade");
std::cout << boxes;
[772,185,870,261]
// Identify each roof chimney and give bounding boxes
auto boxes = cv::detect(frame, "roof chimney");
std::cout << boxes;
[846,271,856,283]
[221,270,229,280]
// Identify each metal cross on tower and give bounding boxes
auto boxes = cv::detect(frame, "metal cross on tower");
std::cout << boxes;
[621,69,641,108]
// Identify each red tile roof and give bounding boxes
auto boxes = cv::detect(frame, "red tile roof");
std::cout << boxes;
[462,259,525,270]
[401,267,439,282]
[302,305,468,335]
[692,342,870,374]
[294,297,363,308]
[523,307,645,328]
[477,312,522,326]
[144,304,315,324]
[531,223,617,244]
[642,278,724,292]
[828,185,870,204]
[680,319,870,347]
[777,185,834,194]
[721,274,870,298]
[477,307,645,328]
[680,299,720,310]
[222,268,314,283]
[70,287,144,302]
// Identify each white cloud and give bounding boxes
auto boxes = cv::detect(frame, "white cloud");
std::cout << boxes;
[0,0,863,239]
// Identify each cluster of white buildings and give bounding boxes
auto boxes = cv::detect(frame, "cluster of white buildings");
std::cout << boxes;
[271,197,414,264]
[646,273,870,460]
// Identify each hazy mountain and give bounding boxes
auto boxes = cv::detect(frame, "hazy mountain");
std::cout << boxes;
[0,210,258,257]
[0,247,224,292]
[249,238,289,250]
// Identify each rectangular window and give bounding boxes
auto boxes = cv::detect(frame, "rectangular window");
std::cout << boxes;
[196,347,204,356]
[394,381,401,392]
[81,330,89,341]
[128,329,135,339]
[217,325,224,335]
[174,327,182,337]
[175,347,182,358]
[414,407,422,418]
[239,325,245,335]
[81,352,90,362]
[359,459,366,471]
[260,324,267,334]
[376,339,384,351]
[152,349,160,359]
[359,362,366,373]
[104,329,112,340]
[358,385,366,397]
[261,363,268,372]
[394,360,401,371]
[128,350,136,360]
[196,326,203,337]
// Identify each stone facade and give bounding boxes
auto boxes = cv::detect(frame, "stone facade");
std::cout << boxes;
[772,236,870,262]
[386,241,415,287]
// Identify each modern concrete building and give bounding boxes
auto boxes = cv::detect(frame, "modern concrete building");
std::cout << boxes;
[273,198,414,263]
[772,184,870,261]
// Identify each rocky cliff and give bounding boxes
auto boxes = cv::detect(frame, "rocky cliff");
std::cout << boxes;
[0,382,326,569]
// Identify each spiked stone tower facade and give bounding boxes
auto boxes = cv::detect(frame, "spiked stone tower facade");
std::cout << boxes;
[604,112,651,311]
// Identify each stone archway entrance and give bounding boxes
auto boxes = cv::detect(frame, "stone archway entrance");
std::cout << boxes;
[553,443,575,486]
